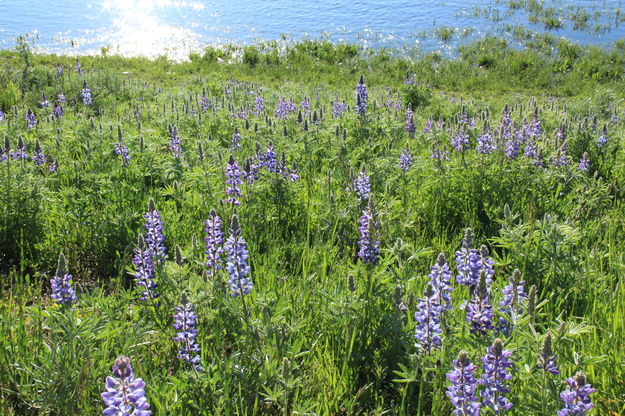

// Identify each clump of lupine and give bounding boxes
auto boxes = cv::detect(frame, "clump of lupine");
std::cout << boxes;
[352,166,371,201]
[102,356,151,416]
[50,253,77,305]
[455,228,480,289]
[173,295,203,372]
[81,81,92,105]
[399,147,413,172]
[428,253,453,311]
[225,215,253,297]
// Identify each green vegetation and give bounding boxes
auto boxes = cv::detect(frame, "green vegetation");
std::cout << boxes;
[1,38,624,414]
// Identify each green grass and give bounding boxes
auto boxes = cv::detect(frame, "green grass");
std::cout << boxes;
[1,38,625,415]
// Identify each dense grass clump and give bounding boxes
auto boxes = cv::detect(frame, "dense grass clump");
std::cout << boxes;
[0,39,624,415]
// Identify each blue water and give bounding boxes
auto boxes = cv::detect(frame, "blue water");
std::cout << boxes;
[0,0,623,60]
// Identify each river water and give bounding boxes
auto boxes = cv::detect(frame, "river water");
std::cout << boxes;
[0,0,623,60]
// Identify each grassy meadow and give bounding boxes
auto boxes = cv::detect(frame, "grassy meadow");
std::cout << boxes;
[1,37,625,414]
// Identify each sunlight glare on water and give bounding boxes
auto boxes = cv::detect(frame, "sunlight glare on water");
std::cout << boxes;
[0,0,622,61]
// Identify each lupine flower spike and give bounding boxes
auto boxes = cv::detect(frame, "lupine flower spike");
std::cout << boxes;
[558,372,595,416]
[102,356,151,416]
[428,253,453,311]
[537,333,560,375]
[225,155,243,206]
[50,253,77,305]
[355,74,367,115]
[446,351,481,416]
[479,339,514,414]
[357,199,380,265]
[498,269,527,336]
[455,228,480,289]
[466,271,494,334]
[414,283,443,352]
[204,210,224,276]
[225,215,253,297]
[173,294,203,372]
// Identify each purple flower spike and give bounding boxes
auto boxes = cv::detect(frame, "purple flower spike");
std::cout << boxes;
[558,372,595,416]
[404,107,415,133]
[81,81,92,105]
[353,167,371,201]
[231,128,242,152]
[102,356,151,416]
[132,235,159,305]
[332,100,347,118]
[414,283,443,352]
[446,352,481,416]
[225,155,243,206]
[399,148,413,173]
[479,339,514,415]
[498,269,527,336]
[50,253,77,305]
[455,229,481,288]
[537,333,560,375]
[577,152,590,172]
[173,296,203,372]
[466,272,494,335]
[355,74,367,116]
[429,253,453,311]
[144,200,166,261]
[168,124,183,158]
[25,108,37,129]
[204,210,224,276]
[225,215,253,297]
[33,140,46,166]
[357,199,380,265]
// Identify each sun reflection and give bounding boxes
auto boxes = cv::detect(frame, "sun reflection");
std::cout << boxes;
[99,0,204,60]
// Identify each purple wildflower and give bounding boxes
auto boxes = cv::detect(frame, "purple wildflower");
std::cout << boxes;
[357,199,380,265]
[355,74,367,116]
[300,96,310,116]
[405,107,415,133]
[0,109,5,123]
[225,156,243,206]
[466,272,494,335]
[50,253,77,305]
[25,108,37,129]
[414,283,443,352]
[102,356,151,416]
[577,153,590,172]
[254,95,265,115]
[81,82,92,105]
[498,269,527,336]
[597,125,608,147]
[429,253,453,311]
[558,372,595,416]
[451,129,470,153]
[57,93,66,104]
[446,352,481,416]
[200,89,210,111]
[551,142,569,167]
[11,136,28,160]
[49,159,58,172]
[173,298,203,372]
[476,127,495,154]
[52,102,63,119]
[353,167,371,201]
[455,229,481,288]
[224,215,253,297]
[505,135,520,159]
[132,235,159,304]
[537,333,560,375]
[168,125,183,158]
[479,339,514,415]
[40,92,49,108]
[56,64,63,77]
[423,117,433,133]
[144,201,166,261]
[75,60,83,75]
[231,128,242,152]
[529,107,542,138]
[478,245,495,287]
[332,100,347,118]
[204,210,224,276]
[399,148,413,173]
[33,140,46,166]
[275,97,297,120]
[261,142,278,173]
